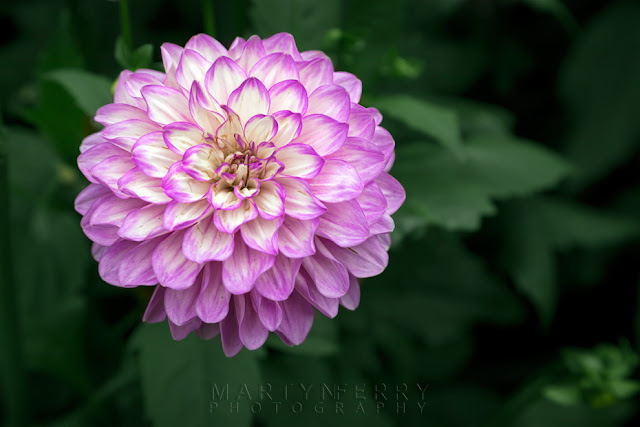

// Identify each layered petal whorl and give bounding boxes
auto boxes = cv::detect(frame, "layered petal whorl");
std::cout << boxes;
[76,32,406,356]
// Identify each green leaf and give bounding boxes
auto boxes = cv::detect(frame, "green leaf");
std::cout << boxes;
[367,231,525,345]
[531,198,640,250]
[393,136,572,233]
[44,69,112,117]
[133,322,261,427]
[115,37,154,71]
[500,200,557,329]
[543,384,582,406]
[374,95,462,153]
[560,1,640,189]
[249,0,341,50]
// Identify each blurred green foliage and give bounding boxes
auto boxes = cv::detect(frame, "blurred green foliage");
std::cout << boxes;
[1,0,640,426]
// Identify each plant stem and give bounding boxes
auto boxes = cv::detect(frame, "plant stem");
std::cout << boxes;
[0,122,27,426]
[201,0,216,37]
[119,0,133,50]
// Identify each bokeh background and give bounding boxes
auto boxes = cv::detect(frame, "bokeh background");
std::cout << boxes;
[1,0,640,426]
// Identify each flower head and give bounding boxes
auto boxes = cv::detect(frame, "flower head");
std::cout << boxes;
[76,33,405,356]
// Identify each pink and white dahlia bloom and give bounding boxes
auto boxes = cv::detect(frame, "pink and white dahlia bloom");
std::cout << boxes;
[75,33,405,356]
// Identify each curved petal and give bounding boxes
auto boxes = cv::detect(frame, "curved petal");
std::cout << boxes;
[306,85,351,122]
[276,290,314,345]
[95,103,149,126]
[371,126,395,167]
[175,48,211,92]
[251,293,283,331]
[249,53,299,89]
[151,229,202,290]
[220,298,243,357]
[163,121,206,155]
[213,199,258,234]
[236,294,269,350]
[253,179,285,220]
[254,254,302,301]
[102,119,160,151]
[356,182,387,225]
[277,216,318,258]
[204,56,247,105]
[227,77,270,124]
[118,168,173,204]
[118,203,168,241]
[75,184,110,215]
[278,177,326,220]
[196,262,230,323]
[185,33,227,62]
[182,143,222,181]
[294,272,339,318]
[316,199,369,247]
[375,172,405,215]
[340,275,361,311]
[244,114,278,144]
[98,239,139,286]
[240,215,282,255]
[221,234,275,294]
[183,217,235,262]
[327,137,385,185]
[90,155,135,196]
[164,271,202,325]
[346,103,375,140]
[333,72,362,104]
[262,33,302,60]
[297,57,334,94]
[141,85,191,125]
[301,252,350,298]
[80,132,104,153]
[169,317,202,340]
[131,131,181,178]
[189,82,225,131]
[267,80,308,116]
[309,159,363,203]
[89,195,146,227]
[79,143,130,183]
[118,237,164,286]
[290,114,348,156]
[275,143,324,179]
[271,111,302,147]
[235,35,266,73]
[163,199,212,231]
[142,285,167,323]
[319,236,388,278]
[161,163,211,203]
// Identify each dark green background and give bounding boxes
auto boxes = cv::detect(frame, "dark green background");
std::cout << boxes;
[1,0,640,426]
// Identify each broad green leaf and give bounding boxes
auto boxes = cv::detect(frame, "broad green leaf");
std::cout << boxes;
[249,0,341,51]
[560,1,640,189]
[500,200,557,329]
[393,136,572,233]
[134,322,260,427]
[499,197,638,328]
[22,80,86,161]
[532,198,640,250]
[45,69,113,117]
[375,95,462,153]
[367,232,525,345]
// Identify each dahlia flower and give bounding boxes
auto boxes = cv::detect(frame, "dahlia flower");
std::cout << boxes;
[75,33,405,356]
